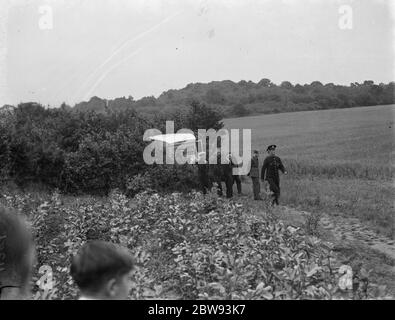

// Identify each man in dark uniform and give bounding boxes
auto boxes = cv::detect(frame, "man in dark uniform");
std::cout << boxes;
[229,153,242,195]
[248,150,262,200]
[261,145,287,205]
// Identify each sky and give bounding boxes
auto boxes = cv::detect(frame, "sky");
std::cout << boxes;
[0,0,394,107]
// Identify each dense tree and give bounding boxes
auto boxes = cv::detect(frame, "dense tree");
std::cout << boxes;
[204,88,226,104]
[280,81,293,89]
[292,84,306,94]
[231,103,250,117]
[188,100,224,132]
[135,95,157,107]
[60,102,71,110]
[258,78,273,87]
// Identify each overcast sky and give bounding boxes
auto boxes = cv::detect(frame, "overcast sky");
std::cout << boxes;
[1,0,394,107]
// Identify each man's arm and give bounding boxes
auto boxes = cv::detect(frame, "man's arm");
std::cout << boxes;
[278,157,287,174]
[261,158,268,180]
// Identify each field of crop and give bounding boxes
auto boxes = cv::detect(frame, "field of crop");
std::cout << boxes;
[225,105,395,238]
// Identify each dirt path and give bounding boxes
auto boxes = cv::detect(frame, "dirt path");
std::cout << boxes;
[280,207,395,261]
[271,205,395,296]
[320,214,395,261]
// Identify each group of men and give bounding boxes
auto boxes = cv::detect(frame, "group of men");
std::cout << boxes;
[197,151,242,198]
[197,144,287,206]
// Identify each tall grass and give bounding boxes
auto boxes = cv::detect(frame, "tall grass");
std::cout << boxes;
[239,155,394,239]
[281,173,394,239]
[285,158,394,181]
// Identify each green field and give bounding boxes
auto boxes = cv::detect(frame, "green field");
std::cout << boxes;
[225,105,395,238]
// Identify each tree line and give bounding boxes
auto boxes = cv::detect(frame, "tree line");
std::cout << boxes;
[66,79,394,117]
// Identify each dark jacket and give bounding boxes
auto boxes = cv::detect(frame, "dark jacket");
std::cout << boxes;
[249,155,260,178]
[229,155,242,176]
[212,154,232,180]
[222,161,233,178]
[261,155,285,183]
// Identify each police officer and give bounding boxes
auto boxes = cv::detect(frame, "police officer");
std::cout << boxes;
[261,145,287,205]
[248,150,262,200]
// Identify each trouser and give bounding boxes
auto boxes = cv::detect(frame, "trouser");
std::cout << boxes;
[215,175,233,198]
[233,175,242,194]
[214,176,223,196]
[199,176,210,194]
[224,175,233,198]
[251,177,261,200]
[267,178,280,205]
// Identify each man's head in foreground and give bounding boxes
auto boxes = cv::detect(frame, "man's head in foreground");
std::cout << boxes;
[0,206,35,300]
[70,240,136,300]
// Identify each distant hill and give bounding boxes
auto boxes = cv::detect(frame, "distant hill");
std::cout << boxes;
[4,79,394,118]
[155,79,395,116]
[72,79,395,118]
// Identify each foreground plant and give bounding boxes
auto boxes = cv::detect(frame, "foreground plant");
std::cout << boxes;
[0,189,391,300]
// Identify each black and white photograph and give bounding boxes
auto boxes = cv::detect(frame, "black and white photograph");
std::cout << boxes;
[0,0,394,306]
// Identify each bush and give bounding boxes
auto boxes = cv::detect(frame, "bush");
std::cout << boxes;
[62,128,147,194]
[126,164,200,197]
[1,101,225,195]
[125,173,154,197]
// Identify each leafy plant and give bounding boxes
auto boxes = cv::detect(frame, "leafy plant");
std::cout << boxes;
[1,189,391,300]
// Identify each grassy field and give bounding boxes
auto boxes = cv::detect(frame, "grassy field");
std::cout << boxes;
[225,105,395,238]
